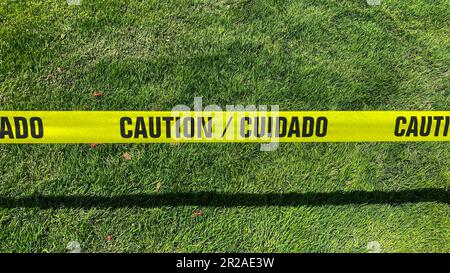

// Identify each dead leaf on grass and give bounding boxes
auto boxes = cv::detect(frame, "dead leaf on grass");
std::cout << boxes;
[193,210,203,217]
[92,91,103,97]
[122,152,132,161]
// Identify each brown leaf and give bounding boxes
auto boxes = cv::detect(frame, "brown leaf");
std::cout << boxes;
[92,91,103,98]
[193,210,203,217]
[122,152,132,161]
[156,181,161,192]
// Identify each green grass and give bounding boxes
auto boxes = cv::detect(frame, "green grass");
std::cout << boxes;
[0,0,449,252]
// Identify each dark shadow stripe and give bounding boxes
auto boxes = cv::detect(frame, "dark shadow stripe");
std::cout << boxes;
[0,188,448,208]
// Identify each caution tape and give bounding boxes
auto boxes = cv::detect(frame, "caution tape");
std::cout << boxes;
[0,111,448,143]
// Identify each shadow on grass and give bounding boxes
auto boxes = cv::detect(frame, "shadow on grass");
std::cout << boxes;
[0,189,448,208]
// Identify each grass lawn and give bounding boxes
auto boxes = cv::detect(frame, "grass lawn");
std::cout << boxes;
[0,0,449,252]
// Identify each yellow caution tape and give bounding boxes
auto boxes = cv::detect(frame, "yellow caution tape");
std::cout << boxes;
[0,111,448,143]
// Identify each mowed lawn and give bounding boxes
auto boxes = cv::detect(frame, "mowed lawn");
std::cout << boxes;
[0,0,449,252]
